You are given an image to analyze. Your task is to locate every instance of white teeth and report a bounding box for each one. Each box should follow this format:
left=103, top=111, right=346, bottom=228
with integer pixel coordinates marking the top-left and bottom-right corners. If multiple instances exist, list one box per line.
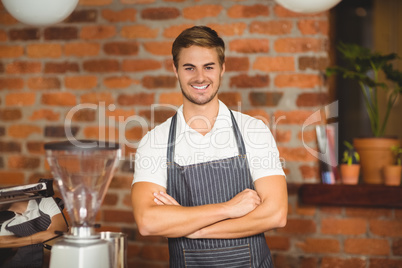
left=192, top=85, right=208, bottom=90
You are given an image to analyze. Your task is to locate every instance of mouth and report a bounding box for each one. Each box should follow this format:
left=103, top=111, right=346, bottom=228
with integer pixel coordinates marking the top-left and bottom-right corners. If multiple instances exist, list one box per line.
left=191, top=84, right=209, bottom=90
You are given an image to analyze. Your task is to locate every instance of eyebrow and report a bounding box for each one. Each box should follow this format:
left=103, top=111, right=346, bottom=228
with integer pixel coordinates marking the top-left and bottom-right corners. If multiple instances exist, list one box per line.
left=182, top=62, right=216, bottom=68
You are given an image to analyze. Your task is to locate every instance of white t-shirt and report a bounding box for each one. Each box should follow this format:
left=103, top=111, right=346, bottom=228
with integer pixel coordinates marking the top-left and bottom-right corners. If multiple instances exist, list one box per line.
left=133, top=101, right=285, bottom=189
left=0, top=197, right=61, bottom=236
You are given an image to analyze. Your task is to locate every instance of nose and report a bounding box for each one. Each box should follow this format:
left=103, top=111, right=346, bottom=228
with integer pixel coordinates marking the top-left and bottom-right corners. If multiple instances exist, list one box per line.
left=194, top=69, right=206, bottom=83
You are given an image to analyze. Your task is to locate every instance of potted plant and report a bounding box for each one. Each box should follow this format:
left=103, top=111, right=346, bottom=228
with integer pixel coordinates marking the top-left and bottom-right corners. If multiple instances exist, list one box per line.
left=340, top=141, right=360, bottom=184
left=383, top=145, right=402, bottom=186
left=326, top=43, right=402, bottom=184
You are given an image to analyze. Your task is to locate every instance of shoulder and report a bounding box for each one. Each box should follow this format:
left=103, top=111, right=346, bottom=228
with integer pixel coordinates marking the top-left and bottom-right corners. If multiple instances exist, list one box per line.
left=231, top=110, right=269, bottom=131
left=137, top=116, right=173, bottom=150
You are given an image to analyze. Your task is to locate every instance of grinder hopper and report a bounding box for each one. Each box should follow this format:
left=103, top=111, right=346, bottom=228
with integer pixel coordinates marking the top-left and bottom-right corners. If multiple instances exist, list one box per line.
left=44, top=140, right=121, bottom=268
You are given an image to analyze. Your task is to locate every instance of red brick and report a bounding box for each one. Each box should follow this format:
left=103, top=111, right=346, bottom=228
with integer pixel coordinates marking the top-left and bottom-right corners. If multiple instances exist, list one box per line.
left=0, top=78, right=24, bottom=90
left=41, top=92, right=77, bottom=106
left=321, top=218, right=367, bottom=235
left=392, top=239, right=402, bottom=256
left=70, top=109, right=96, bottom=122
left=0, top=29, right=8, bottom=41
left=225, top=57, right=249, bottom=72
left=274, top=5, right=326, bottom=18
left=299, top=56, right=329, bottom=71
left=27, top=44, right=62, bottom=58
left=103, top=193, right=118, bottom=206
left=230, top=39, right=269, bottom=53
left=277, top=146, right=316, bottom=162
left=143, top=41, right=172, bottom=55
left=44, top=62, right=79, bottom=73
left=104, top=42, right=139, bottom=55
left=122, top=59, right=162, bottom=72
left=370, top=219, right=402, bottom=237
left=8, top=124, right=42, bottom=138
left=321, top=257, right=366, bottom=268
left=44, top=126, right=78, bottom=138
left=80, top=92, right=114, bottom=105
left=142, top=75, right=177, bottom=89
left=139, top=109, right=176, bottom=124
left=79, top=0, right=113, bottom=5
left=206, top=23, right=247, bottom=36
left=244, top=109, right=270, bottom=125
left=0, top=108, right=22, bottom=121
left=104, top=76, right=134, bottom=89
left=105, top=108, right=136, bottom=122
left=273, top=255, right=317, bottom=268
left=83, top=126, right=119, bottom=141
left=345, top=207, right=393, bottom=218
left=121, top=25, right=159, bottom=39
left=227, top=4, right=269, bottom=18
left=27, top=77, right=61, bottom=90
left=0, top=171, right=25, bottom=185
left=44, top=27, right=78, bottom=40
left=64, top=42, right=100, bottom=56
left=159, top=92, right=182, bottom=106
left=109, top=175, right=133, bottom=190
left=163, top=24, right=194, bottom=38
left=274, top=110, right=317, bottom=125
left=117, top=93, right=155, bottom=106
left=125, top=126, right=146, bottom=141
left=26, top=141, right=45, bottom=155
left=29, top=109, right=60, bottom=121
left=295, top=203, right=316, bottom=216
left=265, top=235, right=290, bottom=250
left=8, top=155, right=40, bottom=169
left=219, top=92, right=242, bottom=107
left=274, top=129, right=292, bottom=143
left=298, top=129, right=317, bottom=143
left=249, top=92, right=283, bottom=107
left=296, top=92, right=329, bottom=106
left=298, top=238, right=340, bottom=253
left=140, top=244, right=169, bottom=261
left=369, top=259, right=402, bottom=268
left=230, top=74, right=269, bottom=88
left=250, top=21, right=293, bottom=35
left=121, top=0, right=155, bottom=3
left=0, top=45, right=24, bottom=58
left=253, top=56, right=295, bottom=72
left=6, top=92, right=36, bottom=106
left=183, top=5, right=223, bottom=20
left=298, top=20, right=329, bottom=35
left=275, top=74, right=321, bottom=88
left=277, top=219, right=316, bottom=234
left=65, top=75, right=97, bottom=90
left=0, top=12, right=18, bottom=25
left=274, top=38, right=323, bottom=53
left=83, top=59, right=119, bottom=72
left=6, top=61, right=41, bottom=74
left=344, top=238, right=390, bottom=255
left=141, top=7, right=180, bottom=20
left=0, top=141, right=21, bottom=152
left=299, top=164, right=319, bottom=180
left=102, top=8, right=136, bottom=22
left=65, top=9, right=97, bottom=23
left=80, top=25, right=116, bottom=39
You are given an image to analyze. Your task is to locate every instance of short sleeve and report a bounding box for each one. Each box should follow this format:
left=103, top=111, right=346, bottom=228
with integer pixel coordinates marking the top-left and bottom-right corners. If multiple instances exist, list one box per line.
left=39, top=197, right=61, bottom=218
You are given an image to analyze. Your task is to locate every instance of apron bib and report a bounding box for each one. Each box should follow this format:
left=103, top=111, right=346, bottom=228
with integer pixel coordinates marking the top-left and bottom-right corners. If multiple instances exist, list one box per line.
left=166, top=111, right=273, bottom=268
left=3, top=198, right=51, bottom=268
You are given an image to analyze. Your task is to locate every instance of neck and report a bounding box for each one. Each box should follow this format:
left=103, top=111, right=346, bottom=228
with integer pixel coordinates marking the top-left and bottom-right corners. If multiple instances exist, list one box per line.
left=183, top=98, right=219, bottom=135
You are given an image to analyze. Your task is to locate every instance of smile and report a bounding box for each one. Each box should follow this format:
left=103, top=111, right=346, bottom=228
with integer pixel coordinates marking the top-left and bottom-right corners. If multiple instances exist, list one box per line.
left=192, top=84, right=209, bottom=90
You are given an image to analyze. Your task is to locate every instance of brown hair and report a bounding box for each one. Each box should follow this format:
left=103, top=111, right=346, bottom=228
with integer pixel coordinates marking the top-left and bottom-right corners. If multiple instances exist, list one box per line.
left=172, top=26, right=225, bottom=69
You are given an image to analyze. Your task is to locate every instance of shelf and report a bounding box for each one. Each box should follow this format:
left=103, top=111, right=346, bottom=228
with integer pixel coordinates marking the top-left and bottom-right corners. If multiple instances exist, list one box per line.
left=298, top=183, right=402, bottom=208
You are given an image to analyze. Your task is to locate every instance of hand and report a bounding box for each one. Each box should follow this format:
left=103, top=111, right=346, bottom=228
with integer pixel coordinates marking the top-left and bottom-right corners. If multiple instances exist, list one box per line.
left=224, top=189, right=261, bottom=218
left=153, top=192, right=180, bottom=206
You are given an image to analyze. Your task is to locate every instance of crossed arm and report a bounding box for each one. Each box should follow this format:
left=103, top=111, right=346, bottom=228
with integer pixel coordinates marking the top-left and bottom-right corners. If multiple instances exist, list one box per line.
left=0, top=214, right=68, bottom=248
left=131, top=175, right=287, bottom=239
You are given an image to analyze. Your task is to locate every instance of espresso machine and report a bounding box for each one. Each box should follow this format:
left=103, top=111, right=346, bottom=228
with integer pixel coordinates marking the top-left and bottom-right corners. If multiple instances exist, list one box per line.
left=44, top=140, right=121, bottom=268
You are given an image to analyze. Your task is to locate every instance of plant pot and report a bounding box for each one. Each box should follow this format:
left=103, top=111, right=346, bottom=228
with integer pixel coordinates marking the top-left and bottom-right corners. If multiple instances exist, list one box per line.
left=383, top=165, right=402, bottom=186
left=340, top=164, right=360, bottom=184
left=353, top=137, right=400, bottom=184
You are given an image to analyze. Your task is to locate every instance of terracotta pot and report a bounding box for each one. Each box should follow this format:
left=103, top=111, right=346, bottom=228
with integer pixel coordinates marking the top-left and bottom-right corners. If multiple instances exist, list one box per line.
left=353, top=137, right=400, bottom=184
left=340, top=164, right=360, bottom=184
left=383, top=165, right=402, bottom=186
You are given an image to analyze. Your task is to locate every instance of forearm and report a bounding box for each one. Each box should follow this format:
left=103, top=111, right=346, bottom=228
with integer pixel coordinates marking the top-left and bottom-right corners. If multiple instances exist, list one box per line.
left=0, top=230, right=57, bottom=248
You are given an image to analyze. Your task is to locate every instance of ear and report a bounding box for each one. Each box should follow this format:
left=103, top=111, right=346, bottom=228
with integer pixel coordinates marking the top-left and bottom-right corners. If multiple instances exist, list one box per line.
left=172, top=63, right=179, bottom=78
left=220, top=62, right=225, bottom=77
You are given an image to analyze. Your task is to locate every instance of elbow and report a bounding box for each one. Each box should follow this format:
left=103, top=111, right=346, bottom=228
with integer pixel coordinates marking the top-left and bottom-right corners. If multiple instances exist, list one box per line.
left=135, top=213, right=161, bottom=237
left=275, top=207, right=287, bottom=228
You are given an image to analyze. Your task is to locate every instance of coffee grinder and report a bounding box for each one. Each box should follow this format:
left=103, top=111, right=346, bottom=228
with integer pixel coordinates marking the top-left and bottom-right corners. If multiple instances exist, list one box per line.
left=44, top=140, right=121, bottom=268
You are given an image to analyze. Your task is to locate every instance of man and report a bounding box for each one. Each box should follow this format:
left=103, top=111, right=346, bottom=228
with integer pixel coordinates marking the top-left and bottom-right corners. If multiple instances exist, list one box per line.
left=131, top=26, right=287, bottom=267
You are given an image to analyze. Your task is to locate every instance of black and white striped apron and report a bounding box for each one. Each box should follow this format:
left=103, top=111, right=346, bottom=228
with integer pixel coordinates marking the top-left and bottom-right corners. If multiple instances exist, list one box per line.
left=167, top=110, right=273, bottom=268
left=2, top=198, right=51, bottom=268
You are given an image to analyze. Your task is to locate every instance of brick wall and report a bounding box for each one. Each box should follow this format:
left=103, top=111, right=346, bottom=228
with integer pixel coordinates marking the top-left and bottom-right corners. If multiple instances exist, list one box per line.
left=1, top=0, right=401, bottom=267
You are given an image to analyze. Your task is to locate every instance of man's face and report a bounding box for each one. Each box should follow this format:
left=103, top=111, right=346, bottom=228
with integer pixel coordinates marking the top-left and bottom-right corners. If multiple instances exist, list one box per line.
left=173, top=45, right=225, bottom=106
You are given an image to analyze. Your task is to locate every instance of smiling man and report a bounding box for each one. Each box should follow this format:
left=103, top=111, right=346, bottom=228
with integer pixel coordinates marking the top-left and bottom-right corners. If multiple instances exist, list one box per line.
left=131, top=26, right=288, bottom=268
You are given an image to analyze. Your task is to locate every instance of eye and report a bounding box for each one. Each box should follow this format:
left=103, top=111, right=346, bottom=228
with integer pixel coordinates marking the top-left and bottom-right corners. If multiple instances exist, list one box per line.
left=205, top=66, right=213, bottom=70
left=185, top=67, right=194, bottom=71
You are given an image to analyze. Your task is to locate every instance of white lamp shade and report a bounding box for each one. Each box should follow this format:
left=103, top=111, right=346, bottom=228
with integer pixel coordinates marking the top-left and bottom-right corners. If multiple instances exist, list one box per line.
left=275, top=0, right=342, bottom=13
left=2, top=0, right=79, bottom=26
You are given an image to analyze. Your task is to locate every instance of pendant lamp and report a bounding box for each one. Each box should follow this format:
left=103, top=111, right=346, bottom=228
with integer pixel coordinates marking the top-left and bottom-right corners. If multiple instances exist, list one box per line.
left=1, top=0, right=79, bottom=26
left=274, top=0, right=342, bottom=13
